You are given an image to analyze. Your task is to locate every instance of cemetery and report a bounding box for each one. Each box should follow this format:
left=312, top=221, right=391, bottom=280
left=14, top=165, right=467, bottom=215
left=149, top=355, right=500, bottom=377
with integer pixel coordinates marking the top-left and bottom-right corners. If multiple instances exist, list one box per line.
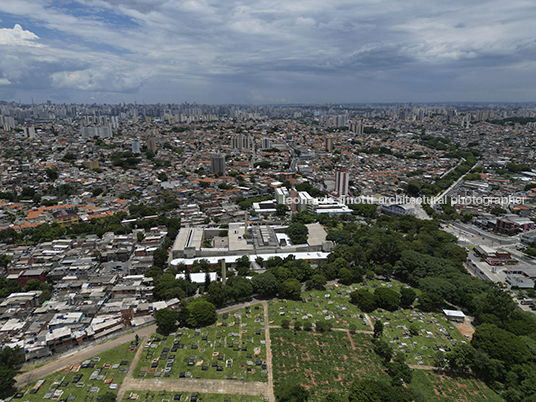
left=135, top=307, right=268, bottom=382
left=16, top=340, right=138, bottom=402
left=267, top=284, right=371, bottom=330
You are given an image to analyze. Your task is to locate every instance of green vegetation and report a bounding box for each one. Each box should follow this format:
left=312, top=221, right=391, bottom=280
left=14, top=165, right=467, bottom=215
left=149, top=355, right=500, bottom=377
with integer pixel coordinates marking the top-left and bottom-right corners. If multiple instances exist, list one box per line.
left=19, top=341, right=139, bottom=402
left=135, top=306, right=267, bottom=382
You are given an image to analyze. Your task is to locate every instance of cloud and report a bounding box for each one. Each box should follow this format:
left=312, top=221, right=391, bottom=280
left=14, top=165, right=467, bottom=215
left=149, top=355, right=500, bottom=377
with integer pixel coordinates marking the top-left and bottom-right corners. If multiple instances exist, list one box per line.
left=0, top=24, right=42, bottom=46
left=0, top=78, right=10, bottom=85
left=0, top=0, right=534, bottom=102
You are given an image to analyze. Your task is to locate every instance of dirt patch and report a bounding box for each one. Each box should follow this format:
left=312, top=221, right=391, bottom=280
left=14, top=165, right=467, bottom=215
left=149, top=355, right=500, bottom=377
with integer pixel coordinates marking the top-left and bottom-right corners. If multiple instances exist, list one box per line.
left=454, top=320, right=475, bottom=339
left=347, top=331, right=356, bottom=350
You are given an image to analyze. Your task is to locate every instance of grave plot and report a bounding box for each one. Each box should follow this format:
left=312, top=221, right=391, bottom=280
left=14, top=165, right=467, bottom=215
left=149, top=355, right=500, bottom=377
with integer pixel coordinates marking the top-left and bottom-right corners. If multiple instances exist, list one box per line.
left=372, top=308, right=467, bottom=367
left=408, top=370, right=503, bottom=401
left=271, top=328, right=386, bottom=401
left=268, top=285, right=370, bottom=330
left=135, top=306, right=268, bottom=382
left=19, top=340, right=139, bottom=402
left=121, top=391, right=266, bottom=402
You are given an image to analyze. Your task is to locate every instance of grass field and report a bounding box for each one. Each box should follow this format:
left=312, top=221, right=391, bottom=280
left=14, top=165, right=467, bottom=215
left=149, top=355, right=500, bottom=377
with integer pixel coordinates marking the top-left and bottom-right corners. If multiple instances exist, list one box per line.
left=409, top=370, right=503, bottom=401
left=371, top=307, right=467, bottom=367
left=134, top=306, right=268, bottom=382
left=267, top=284, right=371, bottom=330
left=121, top=391, right=266, bottom=402
left=271, top=328, right=387, bottom=401
left=17, top=340, right=139, bottom=402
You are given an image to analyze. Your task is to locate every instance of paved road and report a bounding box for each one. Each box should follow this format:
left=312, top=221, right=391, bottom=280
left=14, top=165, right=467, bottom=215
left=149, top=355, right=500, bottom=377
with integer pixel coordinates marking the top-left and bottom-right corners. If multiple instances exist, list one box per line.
left=15, top=324, right=157, bottom=388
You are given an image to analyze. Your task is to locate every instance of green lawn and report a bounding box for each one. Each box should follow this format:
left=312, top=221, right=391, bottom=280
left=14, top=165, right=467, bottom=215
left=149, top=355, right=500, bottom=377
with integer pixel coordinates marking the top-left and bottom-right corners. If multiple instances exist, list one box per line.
left=121, top=391, right=266, bottom=402
left=409, top=370, right=503, bottom=401
left=134, top=305, right=268, bottom=382
left=18, top=340, right=140, bottom=402
left=271, top=328, right=387, bottom=401
left=372, top=307, right=467, bottom=367
left=268, top=285, right=371, bottom=330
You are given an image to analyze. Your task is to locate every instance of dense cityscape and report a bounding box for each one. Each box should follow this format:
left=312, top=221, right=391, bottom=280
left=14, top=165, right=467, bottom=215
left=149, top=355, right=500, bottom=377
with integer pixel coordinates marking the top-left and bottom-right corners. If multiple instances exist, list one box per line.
left=0, top=101, right=535, bottom=401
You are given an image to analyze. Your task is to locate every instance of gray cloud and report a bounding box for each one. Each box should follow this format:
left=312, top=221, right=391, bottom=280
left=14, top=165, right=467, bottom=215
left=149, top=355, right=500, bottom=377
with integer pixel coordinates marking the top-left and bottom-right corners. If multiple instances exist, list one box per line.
left=0, top=0, right=534, bottom=103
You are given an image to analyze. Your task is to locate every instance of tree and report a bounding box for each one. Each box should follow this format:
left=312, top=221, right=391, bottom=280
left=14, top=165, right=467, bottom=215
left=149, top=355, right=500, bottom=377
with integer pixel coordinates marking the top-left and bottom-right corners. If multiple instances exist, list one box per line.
left=294, top=320, right=302, bottom=331
left=226, top=276, right=253, bottom=302
left=157, top=172, right=168, bottom=181
left=185, top=300, right=217, bottom=328
left=471, top=323, right=529, bottom=368
left=251, top=272, right=281, bottom=297
left=399, top=287, right=416, bottom=308
left=338, top=268, right=354, bottom=285
left=155, top=308, right=179, bottom=335
left=282, top=278, right=302, bottom=299
left=373, top=320, right=384, bottom=339
left=0, top=346, right=21, bottom=394
left=445, top=343, right=476, bottom=373
left=285, top=223, right=309, bottom=245
left=386, top=353, right=413, bottom=386
left=373, top=288, right=400, bottom=311
left=303, top=321, right=313, bottom=331
left=275, top=384, right=309, bottom=402
left=204, top=272, right=212, bottom=288
left=45, top=167, right=59, bottom=182
left=418, top=291, right=442, bottom=312
left=235, top=255, right=251, bottom=276
left=350, top=289, right=376, bottom=313
left=373, top=339, right=393, bottom=363
left=100, top=392, right=117, bottom=402
left=275, top=204, right=289, bottom=217
left=348, top=379, right=413, bottom=402
left=152, top=248, right=168, bottom=268
left=326, top=230, right=355, bottom=246
left=206, top=282, right=226, bottom=307
left=309, top=274, right=327, bottom=290
left=281, top=319, right=290, bottom=329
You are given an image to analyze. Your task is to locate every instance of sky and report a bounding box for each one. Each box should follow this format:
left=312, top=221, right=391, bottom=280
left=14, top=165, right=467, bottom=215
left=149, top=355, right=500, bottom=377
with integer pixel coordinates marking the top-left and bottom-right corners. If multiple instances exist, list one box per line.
left=0, top=0, right=534, bottom=105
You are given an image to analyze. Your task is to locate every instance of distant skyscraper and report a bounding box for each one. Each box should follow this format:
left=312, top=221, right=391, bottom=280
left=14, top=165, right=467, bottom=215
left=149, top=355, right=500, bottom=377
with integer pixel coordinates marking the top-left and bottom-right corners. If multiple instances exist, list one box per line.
left=261, top=137, right=271, bottom=149
left=132, top=139, right=140, bottom=154
left=24, top=126, right=35, bottom=139
left=210, top=154, right=226, bottom=175
left=231, top=134, right=253, bottom=151
left=349, top=121, right=363, bottom=135
left=81, top=125, right=112, bottom=139
left=147, top=137, right=157, bottom=152
left=325, top=137, right=334, bottom=152
left=335, top=169, right=349, bottom=197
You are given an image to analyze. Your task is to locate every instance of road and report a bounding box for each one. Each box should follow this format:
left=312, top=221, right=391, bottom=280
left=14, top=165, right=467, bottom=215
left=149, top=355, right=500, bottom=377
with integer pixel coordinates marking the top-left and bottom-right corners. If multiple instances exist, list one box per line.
left=15, top=324, right=157, bottom=388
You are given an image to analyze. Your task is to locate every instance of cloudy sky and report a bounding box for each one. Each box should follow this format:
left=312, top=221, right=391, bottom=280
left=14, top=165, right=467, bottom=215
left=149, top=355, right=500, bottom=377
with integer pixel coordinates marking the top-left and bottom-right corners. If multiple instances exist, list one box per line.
left=0, top=0, right=534, bottom=104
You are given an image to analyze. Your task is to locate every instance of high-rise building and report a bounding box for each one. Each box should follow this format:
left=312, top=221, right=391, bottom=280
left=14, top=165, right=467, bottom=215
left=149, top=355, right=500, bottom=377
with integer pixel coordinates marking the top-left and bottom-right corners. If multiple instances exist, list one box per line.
left=147, top=137, right=157, bottom=152
left=325, top=137, right=334, bottom=152
left=24, top=126, right=35, bottom=139
left=335, top=169, right=349, bottom=197
left=81, top=125, right=112, bottom=139
left=132, top=139, right=140, bottom=154
left=261, top=137, right=271, bottom=149
left=210, top=154, right=226, bottom=175
left=349, top=121, right=363, bottom=135
left=231, top=134, right=253, bottom=151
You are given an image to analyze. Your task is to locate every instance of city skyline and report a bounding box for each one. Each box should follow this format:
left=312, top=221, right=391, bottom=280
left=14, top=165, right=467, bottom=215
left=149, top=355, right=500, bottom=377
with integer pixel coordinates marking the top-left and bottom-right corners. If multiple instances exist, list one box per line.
left=0, top=0, right=534, bottom=105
